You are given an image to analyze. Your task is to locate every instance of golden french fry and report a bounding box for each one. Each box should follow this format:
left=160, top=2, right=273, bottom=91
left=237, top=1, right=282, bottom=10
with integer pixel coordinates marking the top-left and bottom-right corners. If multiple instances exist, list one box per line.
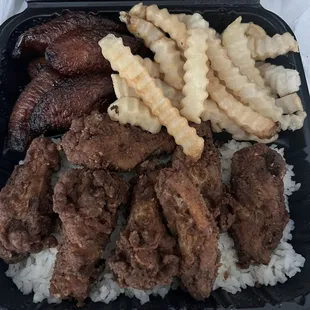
left=151, top=37, right=185, bottom=90
left=206, top=27, right=282, bottom=121
left=222, top=17, right=267, bottom=90
left=129, top=2, right=146, bottom=18
left=135, top=55, right=161, bottom=78
left=201, top=99, right=278, bottom=142
left=256, top=62, right=301, bottom=97
left=145, top=4, right=188, bottom=49
left=112, top=74, right=138, bottom=99
left=113, top=73, right=180, bottom=108
left=180, top=28, right=209, bottom=123
left=120, top=13, right=185, bottom=90
left=108, top=97, right=162, bottom=134
left=248, top=33, right=299, bottom=61
left=155, top=79, right=183, bottom=105
left=275, top=93, right=303, bottom=114
left=99, top=34, right=204, bottom=160
left=281, top=111, right=307, bottom=131
left=206, top=69, right=278, bottom=139
left=244, top=22, right=267, bottom=38
left=181, top=12, right=209, bottom=30
left=120, top=12, right=165, bottom=48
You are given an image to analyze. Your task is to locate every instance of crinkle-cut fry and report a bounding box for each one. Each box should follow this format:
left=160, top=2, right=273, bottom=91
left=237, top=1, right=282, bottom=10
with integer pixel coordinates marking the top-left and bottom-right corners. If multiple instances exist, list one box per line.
left=248, top=32, right=299, bottom=61
left=201, top=99, right=278, bottom=143
left=99, top=34, right=204, bottom=160
left=155, top=79, right=183, bottom=104
left=180, top=28, right=209, bottom=124
left=182, top=13, right=209, bottom=30
left=151, top=37, right=185, bottom=90
left=119, top=12, right=165, bottom=48
left=112, top=74, right=180, bottom=107
left=256, top=62, right=301, bottom=97
left=222, top=16, right=267, bottom=91
left=206, top=69, right=278, bottom=139
left=145, top=4, right=188, bottom=50
left=244, top=22, right=267, bottom=38
left=129, top=2, right=146, bottom=19
left=135, top=55, right=161, bottom=78
left=111, top=74, right=138, bottom=99
left=276, top=93, right=303, bottom=115
left=108, top=97, right=162, bottom=134
left=206, top=27, right=282, bottom=121
left=281, top=111, right=307, bottom=131
left=120, top=13, right=185, bottom=90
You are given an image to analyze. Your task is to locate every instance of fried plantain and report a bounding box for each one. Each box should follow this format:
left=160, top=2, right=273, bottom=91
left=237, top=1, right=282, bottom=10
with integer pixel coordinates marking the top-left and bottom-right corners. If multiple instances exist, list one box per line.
left=30, top=74, right=114, bottom=135
left=13, top=12, right=127, bottom=58
left=46, top=29, right=142, bottom=76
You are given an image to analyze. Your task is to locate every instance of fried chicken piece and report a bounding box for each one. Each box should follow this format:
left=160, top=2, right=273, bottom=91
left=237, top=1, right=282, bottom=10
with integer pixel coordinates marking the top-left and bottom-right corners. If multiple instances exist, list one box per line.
left=51, top=168, right=128, bottom=302
left=155, top=169, right=219, bottom=300
left=46, top=29, right=142, bottom=76
left=173, top=122, right=237, bottom=232
left=0, top=137, right=60, bottom=263
left=13, top=12, right=127, bottom=57
left=109, top=174, right=179, bottom=289
left=230, top=143, right=289, bottom=267
left=8, top=68, right=62, bottom=152
left=61, top=112, right=175, bottom=171
left=28, top=57, right=47, bottom=79
left=30, top=74, right=114, bottom=135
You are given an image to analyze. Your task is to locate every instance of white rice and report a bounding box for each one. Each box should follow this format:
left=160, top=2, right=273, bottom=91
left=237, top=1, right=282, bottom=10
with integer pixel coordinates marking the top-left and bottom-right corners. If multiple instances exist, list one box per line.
left=6, top=140, right=305, bottom=304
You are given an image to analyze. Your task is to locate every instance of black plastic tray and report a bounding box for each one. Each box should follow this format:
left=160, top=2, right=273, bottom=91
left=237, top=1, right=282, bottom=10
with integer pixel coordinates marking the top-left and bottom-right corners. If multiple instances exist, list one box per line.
left=0, top=1, right=310, bottom=309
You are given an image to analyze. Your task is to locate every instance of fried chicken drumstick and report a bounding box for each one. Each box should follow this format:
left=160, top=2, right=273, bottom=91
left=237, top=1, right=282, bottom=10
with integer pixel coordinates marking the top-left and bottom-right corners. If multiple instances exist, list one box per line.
left=230, top=143, right=289, bottom=267
left=51, top=168, right=128, bottom=303
left=0, top=138, right=60, bottom=263
left=109, top=173, right=179, bottom=289
left=155, top=169, right=220, bottom=300
left=61, top=112, right=175, bottom=171
left=173, top=122, right=237, bottom=232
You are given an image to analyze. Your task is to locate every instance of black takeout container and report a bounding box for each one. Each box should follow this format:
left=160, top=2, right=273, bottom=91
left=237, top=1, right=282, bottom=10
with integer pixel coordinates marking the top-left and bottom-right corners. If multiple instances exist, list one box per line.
left=0, top=0, right=310, bottom=309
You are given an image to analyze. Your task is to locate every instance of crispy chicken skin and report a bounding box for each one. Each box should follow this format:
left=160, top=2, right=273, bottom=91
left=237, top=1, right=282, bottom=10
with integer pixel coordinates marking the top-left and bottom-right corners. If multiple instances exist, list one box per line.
left=230, top=143, right=289, bottom=267
left=51, top=168, right=128, bottom=302
left=155, top=169, right=220, bottom=300
left=46, top=29, right=142, bottom=76
left=173, top=122, right=237, bottom=232
left=13, top=12, right=127, bottom=57
left=0, top=138, right=60, bottom=263
left=28, top=57, right=47, bottom=79
left=8, top=68, right=62, bottom=152
left=61, top=112, right=175, bottom=171
left=30, top=74, right=114, bottom=135
left=109, top=173, right=179, bottom=289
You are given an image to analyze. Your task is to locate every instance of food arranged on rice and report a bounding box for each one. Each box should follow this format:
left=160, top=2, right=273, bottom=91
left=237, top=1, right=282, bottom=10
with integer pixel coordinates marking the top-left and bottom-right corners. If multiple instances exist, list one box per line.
left=1, top=2, right=307, bottom=306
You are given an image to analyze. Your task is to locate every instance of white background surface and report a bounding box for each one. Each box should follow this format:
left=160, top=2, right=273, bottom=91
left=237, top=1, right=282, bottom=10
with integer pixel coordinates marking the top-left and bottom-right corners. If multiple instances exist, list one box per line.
left=0, top=0, right=310, bottom=88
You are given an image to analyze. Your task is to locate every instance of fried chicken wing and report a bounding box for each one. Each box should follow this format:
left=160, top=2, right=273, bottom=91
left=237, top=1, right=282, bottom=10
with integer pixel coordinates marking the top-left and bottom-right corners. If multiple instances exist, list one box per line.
left=172, top=122, right=237, bottom=232
left=28, top=57, right=47, bottom=79
left=230, top=143, right=289, bottom=267
left=13, top=12, right=127, bottom=57
left=30, top=74, right=114, bottom=136
left=51, top=168, right=128, bottom=302
left=61, top=112, right=175, bottom=171
left=46, top=29, right=142, bottom=76
left=8, top=68, right=62, bottom=152
left=109, top=173, right=179, bottom=289
left=155, top=169, right=220, bottom=300
left=0, top=138, right=60, bottom=263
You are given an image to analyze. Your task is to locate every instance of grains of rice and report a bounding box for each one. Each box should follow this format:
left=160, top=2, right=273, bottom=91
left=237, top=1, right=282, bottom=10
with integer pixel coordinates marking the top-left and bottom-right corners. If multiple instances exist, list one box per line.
left=6, top=140, right=305, bottom=305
